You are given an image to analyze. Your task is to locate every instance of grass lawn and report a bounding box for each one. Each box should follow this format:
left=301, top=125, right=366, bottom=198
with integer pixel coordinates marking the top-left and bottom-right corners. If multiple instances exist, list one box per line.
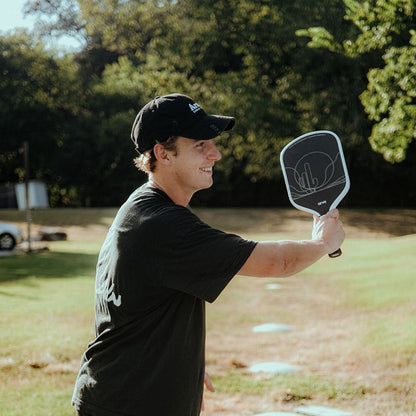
left=0, top=250, right=96, bottom=416
left=0, top=208, right=415, bottom=415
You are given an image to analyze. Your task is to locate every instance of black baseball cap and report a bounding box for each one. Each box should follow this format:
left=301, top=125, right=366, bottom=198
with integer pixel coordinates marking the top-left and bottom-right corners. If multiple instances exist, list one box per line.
left=131, top=93, right=235, bottom=154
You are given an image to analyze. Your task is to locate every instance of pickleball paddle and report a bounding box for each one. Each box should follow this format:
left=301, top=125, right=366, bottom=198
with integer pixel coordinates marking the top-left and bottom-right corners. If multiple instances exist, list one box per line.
left=280, top=130, right=350, bottom=257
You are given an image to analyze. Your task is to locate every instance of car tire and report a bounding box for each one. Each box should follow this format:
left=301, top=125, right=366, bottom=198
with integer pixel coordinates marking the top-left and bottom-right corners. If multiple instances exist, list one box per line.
left=0, top=233, right=16, bottom=250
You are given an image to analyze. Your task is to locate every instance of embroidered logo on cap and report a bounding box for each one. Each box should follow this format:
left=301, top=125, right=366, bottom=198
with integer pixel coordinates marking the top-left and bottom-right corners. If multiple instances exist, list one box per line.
left=189, top=103, right=202, bottom=113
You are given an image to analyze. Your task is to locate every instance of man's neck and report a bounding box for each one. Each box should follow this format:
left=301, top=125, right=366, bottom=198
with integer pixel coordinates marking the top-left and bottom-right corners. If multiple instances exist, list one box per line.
left=148, top=175, right=192, bottom=207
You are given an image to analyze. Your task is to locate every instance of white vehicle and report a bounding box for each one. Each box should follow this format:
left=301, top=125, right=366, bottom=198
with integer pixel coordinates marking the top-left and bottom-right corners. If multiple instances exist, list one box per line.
left=0, top=222, right=23, bottom=250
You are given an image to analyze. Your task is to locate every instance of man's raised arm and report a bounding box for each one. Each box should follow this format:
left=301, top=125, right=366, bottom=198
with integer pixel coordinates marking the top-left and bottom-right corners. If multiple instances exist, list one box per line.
left=238, top=209, right=345, bottom=278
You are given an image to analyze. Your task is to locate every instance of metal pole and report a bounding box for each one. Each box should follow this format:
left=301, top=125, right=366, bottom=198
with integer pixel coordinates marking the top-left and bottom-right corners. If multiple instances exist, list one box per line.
left=24, top=141, right=32, bottom=252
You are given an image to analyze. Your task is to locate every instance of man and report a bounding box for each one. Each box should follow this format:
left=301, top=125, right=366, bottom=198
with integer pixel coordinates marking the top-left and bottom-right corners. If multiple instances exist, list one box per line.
left=72, top=93, right=345, bottom=416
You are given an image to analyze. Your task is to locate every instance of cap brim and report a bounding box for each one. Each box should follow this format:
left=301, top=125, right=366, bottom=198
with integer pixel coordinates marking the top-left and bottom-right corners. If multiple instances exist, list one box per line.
left=182, top=114, right=235, bottom=141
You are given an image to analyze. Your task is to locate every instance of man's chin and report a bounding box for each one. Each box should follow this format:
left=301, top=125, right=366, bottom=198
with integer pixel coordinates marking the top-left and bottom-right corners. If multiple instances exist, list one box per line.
left=198, top=180, right=214, bottom=191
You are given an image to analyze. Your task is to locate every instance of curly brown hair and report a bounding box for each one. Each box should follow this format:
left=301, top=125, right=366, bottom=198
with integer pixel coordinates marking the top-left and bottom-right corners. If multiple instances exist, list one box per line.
left=133, top=136, right=179, bottom=174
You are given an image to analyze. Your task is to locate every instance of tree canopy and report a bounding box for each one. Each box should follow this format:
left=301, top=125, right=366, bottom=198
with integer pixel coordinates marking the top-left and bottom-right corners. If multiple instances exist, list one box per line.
left=0, top=0, right=414, bottom=207
left=297, top=0, right=416, bottom=162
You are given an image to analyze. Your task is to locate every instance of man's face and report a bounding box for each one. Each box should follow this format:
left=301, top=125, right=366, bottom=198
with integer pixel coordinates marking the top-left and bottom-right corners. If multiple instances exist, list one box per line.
left=168, top=136, right=222, bottom=194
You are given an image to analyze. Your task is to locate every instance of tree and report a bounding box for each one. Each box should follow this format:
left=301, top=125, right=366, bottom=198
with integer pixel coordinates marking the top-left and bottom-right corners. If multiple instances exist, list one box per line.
left=0, top=32, right=82, bottom=206
left=297, top=0, right=416, bottom=162
left=23, top=0, right=86, bottom=46
left=360, top=30, right=416, bottom=162
left=12, top=0, right=415, bottom=206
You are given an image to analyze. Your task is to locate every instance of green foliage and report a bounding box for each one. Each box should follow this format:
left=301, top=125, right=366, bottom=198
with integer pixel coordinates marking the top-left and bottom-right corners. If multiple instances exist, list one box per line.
left=296, top=27, right=343, bottom=53
left=80, top=0, right=167, bottom=58
left=343, top=0, right=415, bottom=54
left=0, top=32, right=82, bottom=202
left=361, top=30, right=416, bottom=162
left=298, top=0, right=416, bottom=163
left=1, top=0, right=415, bottom=206
left=23, top=0, right=86, bottom=42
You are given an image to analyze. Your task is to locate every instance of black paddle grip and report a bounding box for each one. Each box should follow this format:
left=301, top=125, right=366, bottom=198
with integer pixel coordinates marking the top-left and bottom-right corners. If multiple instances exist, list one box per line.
left=329, top=248, right=342, bottom=258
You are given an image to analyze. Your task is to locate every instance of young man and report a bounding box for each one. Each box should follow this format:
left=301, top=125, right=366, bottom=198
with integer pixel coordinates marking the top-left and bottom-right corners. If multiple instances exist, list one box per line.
left=72, top=93, right=345, bottom=416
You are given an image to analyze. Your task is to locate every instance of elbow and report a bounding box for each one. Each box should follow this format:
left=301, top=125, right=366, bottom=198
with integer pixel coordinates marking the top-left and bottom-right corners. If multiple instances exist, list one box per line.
left=266, top=257, right=297, bottom=278
left=243, top=242, right=302, bottom=278
left=277, top=257, right=297, bottom=278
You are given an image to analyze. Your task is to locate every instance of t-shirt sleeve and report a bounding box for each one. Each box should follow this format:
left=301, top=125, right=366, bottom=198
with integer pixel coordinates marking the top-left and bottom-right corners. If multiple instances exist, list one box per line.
left=147, top=207, right=257, bottom=303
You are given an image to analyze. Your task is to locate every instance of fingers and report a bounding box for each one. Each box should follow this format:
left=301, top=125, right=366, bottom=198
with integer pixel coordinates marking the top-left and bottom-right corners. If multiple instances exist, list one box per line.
left=326, top=208, right=339, bottom=219
left=311, top=208, right=345, bottom=254
left=326, top=209, right=343, bottom=231
left=204, top=372, right=215, bottom=392
left=201, top=373, right=215, bottom=414
left=313, top=209, right=339, bottom=223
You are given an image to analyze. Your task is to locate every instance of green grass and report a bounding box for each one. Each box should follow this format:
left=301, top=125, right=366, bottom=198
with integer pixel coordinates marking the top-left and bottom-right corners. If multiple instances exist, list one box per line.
left=0, top=383, right=76, bottom=416
left=0, top=208, right=415, bottom=415
left=0, top=275, right=94, bottom=356
left=213, top=371, right=369, bottom=400
left=0, top=236, right=97, bottom=416
left=301, top=236, right=416, bottom=311
left=296, top=236, right=416, bottom=374
left=0, top=277, right=94, bottom=415
left=0, top=251, right=97, bottom=282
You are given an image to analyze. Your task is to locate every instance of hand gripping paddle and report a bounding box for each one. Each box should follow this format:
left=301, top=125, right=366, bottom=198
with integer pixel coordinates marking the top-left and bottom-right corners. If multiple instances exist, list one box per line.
left=280, top=131, right=350, bottom=257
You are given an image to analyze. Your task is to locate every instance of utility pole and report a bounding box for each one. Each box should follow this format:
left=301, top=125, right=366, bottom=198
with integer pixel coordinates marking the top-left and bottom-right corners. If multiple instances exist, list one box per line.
left=23, top=141, right=32, bottom=252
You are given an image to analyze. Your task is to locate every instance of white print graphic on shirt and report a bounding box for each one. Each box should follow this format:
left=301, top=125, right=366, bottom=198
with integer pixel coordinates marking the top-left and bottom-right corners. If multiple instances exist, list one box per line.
left=107, top=282, right=122, bottom=307
left=97, top=278, right=122, bottom=307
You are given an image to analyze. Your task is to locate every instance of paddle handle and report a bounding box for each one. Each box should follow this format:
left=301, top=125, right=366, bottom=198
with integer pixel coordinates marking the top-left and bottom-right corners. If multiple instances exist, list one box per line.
left=329, top=248, right=342, bottom=258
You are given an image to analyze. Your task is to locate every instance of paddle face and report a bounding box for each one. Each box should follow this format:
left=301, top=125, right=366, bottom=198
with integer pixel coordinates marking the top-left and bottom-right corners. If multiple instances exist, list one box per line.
left=280, top=131, right=350, bottom=258
left=280, top=131, right=350, bottom=217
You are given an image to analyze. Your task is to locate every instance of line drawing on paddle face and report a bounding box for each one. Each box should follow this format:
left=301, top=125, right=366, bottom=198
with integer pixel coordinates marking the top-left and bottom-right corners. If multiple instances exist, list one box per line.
left=287, top=150, right=347, bottom=200
left=280, top=130, right=350, bottom=217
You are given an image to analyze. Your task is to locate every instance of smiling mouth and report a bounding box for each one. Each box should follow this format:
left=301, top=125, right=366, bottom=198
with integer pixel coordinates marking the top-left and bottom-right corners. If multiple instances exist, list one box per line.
left=200, top=167, right=213, bottom=173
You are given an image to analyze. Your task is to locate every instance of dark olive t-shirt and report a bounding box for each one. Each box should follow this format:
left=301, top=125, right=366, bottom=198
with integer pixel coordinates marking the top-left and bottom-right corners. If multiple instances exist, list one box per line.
left=72, top=184, right=256, bottom=416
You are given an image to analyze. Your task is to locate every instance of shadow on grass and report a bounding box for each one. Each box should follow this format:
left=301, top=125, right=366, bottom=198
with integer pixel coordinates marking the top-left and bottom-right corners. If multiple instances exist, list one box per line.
left=0, top=251, right=97, bottom=283
left=0, top=208, right=118, bottom=228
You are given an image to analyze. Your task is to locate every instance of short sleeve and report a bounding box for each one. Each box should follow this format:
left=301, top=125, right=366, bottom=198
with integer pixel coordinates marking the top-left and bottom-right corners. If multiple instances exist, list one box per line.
left=147, top=207, right=256, bottom=302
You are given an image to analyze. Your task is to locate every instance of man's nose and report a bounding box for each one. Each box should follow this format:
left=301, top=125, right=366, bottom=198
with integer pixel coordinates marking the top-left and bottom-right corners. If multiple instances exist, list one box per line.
left=207, top=141, right=222, bottom=161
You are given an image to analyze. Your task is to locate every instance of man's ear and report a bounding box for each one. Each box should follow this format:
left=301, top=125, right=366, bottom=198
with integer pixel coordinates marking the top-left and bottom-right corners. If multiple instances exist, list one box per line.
left=153, top=144, right=171, bottom=165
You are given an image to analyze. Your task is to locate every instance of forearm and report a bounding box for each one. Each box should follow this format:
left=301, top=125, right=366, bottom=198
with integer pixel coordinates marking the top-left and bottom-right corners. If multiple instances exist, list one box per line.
left=238, top=239, right=328, bottom=278
left=238, top=209, right=344, bottom=278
